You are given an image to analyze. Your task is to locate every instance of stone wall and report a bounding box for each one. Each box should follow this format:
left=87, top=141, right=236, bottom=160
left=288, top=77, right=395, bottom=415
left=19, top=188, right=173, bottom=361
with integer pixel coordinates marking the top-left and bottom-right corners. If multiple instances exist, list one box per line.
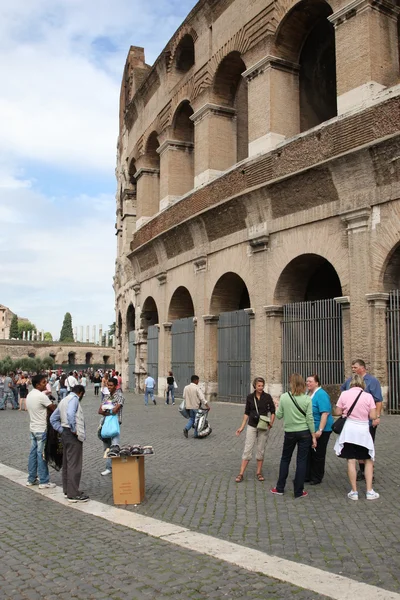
left=0, top=341, right=115, bottom=367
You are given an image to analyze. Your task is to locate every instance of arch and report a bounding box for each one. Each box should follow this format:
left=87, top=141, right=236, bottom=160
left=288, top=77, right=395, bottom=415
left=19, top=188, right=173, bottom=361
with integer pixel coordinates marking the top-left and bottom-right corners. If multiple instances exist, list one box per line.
left=141, top=296, right=159, bottom=329
left=275, top=0, right=337, bottom=132
left=145, top=131, right=160, bottom=169
left=168, top=286, right=195, bottom=321
left=103, top=355, right=110, bottom=365
left=137, top=131, right=160, bottom=221
left=128, top=158, right=137, bottom=190
left=383, top=242, right=400, bottom=291
left=68, top=351, right=76, bottom=366
left=175, top=34, right=195, bottom=72
left=49, top=353, right=56, bottom=360
left=213, top=52, right=248, bottom=164
left=210, top=272, right=251, bottom=315
left=274, top=254, right=342, bottom=305
left=171, top=100, right=195, bottom=195
left=85, top=352, right=93, bottom=365
left=172, top=100, right=194, bottom=143
left=28, top=352, right=36, bottom=359
left=126, top=304, right=135, bottom=332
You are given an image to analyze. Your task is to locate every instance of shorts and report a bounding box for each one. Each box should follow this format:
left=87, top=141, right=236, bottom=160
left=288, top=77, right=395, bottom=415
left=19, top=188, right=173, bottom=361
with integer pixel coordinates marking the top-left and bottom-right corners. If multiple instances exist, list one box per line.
left=242, top=425, right=269, bottom=461
left=339, top=443, right=371, bottom=460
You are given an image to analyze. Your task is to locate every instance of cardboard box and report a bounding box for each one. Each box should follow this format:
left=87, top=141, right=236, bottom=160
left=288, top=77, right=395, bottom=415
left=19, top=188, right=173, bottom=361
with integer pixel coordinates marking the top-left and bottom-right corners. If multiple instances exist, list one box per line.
left=111, top=455, right=145, bottom=505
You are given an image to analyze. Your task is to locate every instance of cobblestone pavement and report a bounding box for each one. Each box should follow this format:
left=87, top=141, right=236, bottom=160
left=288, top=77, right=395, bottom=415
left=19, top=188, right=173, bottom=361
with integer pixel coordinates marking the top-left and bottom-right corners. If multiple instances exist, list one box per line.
left=0, top=478, right=331, bottom=600
left=1, top=387, right=400, bottom=596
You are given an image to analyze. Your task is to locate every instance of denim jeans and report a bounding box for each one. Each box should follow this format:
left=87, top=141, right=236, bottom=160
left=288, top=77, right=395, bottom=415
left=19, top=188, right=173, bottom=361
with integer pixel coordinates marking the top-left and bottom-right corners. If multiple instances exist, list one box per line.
left=144, top=387, right=155, bottom=405
left=185, top=409, right=198, bottom=437
left=166, top=385, right=175, bottom=404
left=59, top=388, right=68, bottom=400
left=276, top=430, right=312, bottom=497
left=103, top=434, right=121, bottom=470
left=28, top=432, right=50, bottom=484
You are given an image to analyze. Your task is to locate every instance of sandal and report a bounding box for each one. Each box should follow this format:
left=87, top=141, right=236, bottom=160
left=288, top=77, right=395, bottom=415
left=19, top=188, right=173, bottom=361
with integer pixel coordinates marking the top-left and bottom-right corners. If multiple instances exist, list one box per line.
left=256, top=474, right=265, bottom=482
left=235, top=474, right=244, bottom=483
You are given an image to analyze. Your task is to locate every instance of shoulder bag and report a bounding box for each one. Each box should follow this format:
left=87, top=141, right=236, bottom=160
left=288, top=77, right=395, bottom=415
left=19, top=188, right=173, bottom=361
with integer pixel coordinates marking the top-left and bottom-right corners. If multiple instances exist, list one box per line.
left=332, top=390, right=363, bottom=435
left=254, top=395, right=271, bottom=430
left=288, top=392, right=307, bottom=417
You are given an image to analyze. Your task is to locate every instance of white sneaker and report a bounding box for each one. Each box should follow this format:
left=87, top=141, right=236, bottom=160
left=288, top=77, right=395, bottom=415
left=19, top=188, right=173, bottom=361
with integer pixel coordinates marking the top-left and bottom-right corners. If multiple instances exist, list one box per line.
left=101, top=469, right=112, bottom=476
left=347, top=491, right=358, bottom=500
left=39, top=482, right=56, bottom=489
left=366, top=490, right=380, bottom=500
left=26, top=479, right=39, bottom=486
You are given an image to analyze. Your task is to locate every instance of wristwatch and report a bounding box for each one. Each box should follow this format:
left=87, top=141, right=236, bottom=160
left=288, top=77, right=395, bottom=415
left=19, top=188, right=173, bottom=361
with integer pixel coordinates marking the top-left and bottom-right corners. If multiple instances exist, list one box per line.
left=318, top=429, right=323, bottom=433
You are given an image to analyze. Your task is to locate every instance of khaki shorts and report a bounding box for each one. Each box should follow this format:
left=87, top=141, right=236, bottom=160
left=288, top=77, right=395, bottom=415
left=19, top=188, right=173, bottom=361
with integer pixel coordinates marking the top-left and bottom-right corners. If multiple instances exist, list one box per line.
left=242, top=425, right=269, bottom=461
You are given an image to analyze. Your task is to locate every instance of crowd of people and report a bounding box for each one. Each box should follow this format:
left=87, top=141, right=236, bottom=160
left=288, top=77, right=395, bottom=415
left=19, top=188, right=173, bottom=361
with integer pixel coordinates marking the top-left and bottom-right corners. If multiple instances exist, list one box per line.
left=5, top=357, right=382, bottom=504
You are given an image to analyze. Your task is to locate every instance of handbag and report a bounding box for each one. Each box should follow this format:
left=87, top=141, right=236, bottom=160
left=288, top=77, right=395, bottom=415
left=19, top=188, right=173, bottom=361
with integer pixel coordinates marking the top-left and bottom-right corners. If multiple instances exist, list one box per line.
left=173, top=381, right=178, bottom=389
left=254, top=395, right=271, bottom=431
left=178, top=399, right=190, bottom=419
left=332, top=390, right=363, bottom=435
left=101, top=414, right=120, bottom=439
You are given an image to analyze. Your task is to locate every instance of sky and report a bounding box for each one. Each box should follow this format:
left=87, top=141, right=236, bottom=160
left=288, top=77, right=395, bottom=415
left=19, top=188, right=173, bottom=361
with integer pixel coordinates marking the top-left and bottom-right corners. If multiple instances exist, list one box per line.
left=0, top=0, right=196, bottom=340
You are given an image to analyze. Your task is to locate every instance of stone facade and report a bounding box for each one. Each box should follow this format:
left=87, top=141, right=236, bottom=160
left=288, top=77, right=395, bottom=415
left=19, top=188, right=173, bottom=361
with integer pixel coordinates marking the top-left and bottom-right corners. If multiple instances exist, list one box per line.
left=0, top=341, right=115, bottom=367
left=115, top=0, right=400, bottom=404
left=0, top=305, right=15, bottom=340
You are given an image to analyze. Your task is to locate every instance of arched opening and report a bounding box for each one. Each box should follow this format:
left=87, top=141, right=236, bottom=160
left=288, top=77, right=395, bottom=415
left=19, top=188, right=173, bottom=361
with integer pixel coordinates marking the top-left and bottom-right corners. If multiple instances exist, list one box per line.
left=126, top=304, right=135, bottom=332
left=103, top=355, right=110, bottom=365
left=383, top=243, right=400, bottom=291
left=275, top=0, right=337, bottom=132
left=175, top=34, right=195, bottom=72
left=275, top=254, right=342, bottom=304
left=384, top=242, right=400, bottom=413
left=210, top=273, right=251, bottom=403
left=137, top=132, right=160, bottom=222
left=85, top=352, right=93, bottom=365
left=276, top=254, right=344, bottom=387
left=28, top=352, right=36, bottom=359
left=210, top=272, right=250, bottom=315
left=168, top=286, right=195, bottom=321
left=68, top=352, right=76, bottom=366
left=141, top=297, right=158, bottom=329
left=141, top=297, right=159, bottom=391
left=213, top=52, right=248, bottom=165
left=49, top=353, right=56, bottom=360
left=171, top=101, right=194, bottom=195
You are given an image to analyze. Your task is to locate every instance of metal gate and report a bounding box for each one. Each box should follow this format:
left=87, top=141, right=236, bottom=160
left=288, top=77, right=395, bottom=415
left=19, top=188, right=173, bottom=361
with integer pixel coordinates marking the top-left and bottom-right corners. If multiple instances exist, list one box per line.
left=171, top=317, right=195, bottom=397
left=128, top=330, right=136, bottom=392
left=387, top=290, right=400, bottom=414
left=282, top=299, right=344, bottom=388
left=147, top=325, right=159, bottom=391
left=217, top=310, right=251, bottom=403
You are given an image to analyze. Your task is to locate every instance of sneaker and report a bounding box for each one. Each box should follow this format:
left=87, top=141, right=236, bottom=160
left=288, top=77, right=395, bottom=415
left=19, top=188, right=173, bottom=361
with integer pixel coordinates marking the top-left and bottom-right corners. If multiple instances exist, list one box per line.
left=153, top=399, right=157, bottom=405
left=101, top=469, right=112, bottom=476
left=63, top=493, right=67, bottom=498
left=183, top=428, right=188, bottom=438
left=165, top=401, right=168, bottom=405
left=26, top=479, right=39, bottom=486
left=296, top=491, right=308, bottom=499
left=356, top=470, right=365, bottom=481
left=68, top=494, right=90, bottom=503
left=38, top=482, right=56, bottom=489
left=347, top=491, right=359, bottom=500
left=366, top=490, right=380, bottom=500
left=172, top=402, right=175, bottom=405
left=270, top=487, right=283, bottom=496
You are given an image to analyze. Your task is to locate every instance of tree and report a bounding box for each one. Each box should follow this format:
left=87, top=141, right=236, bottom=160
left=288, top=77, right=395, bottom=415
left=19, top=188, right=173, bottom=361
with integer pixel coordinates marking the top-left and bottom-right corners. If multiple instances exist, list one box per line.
left=17, top=320, right=36, bottom=339
left=9, top=315, right=19, bottom=339
left=44, top=332, right=53, bottom=341
left=59, top=313, right=74, bottom=342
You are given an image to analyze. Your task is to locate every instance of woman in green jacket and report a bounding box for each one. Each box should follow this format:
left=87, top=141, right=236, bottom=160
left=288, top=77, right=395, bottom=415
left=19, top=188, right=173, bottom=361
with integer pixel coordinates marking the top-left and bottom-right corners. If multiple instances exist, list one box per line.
left=271, top=373, right=316, bottom=499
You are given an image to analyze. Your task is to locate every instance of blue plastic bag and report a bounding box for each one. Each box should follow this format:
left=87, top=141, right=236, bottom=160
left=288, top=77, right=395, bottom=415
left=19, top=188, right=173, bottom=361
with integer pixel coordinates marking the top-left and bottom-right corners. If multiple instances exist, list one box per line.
left=101, top=414, right=120, bottom=439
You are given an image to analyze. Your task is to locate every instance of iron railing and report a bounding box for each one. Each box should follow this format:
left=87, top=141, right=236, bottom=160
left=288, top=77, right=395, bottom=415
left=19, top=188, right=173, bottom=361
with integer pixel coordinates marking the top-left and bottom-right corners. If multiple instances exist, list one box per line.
left=387, top=290, right=400, bottom=414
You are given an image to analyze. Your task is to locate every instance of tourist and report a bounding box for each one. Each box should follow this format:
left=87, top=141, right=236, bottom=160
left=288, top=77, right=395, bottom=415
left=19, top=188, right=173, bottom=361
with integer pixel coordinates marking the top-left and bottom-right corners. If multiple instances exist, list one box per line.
left=305, top=374, right=333, bottom=485
left=182, top=375, right=210, bottom=438
left=340, top=359, right=382, bottom=481
left=66, top=371, right=78, bottom=393
left=59, top=374, right=68, bottom=400
left=26, top=374, right=56, bottom=489
left=115, top=371, right=122, bottom=391
left=235, top=377, right=275, bottom=483
left=144, top=374, right=156, bottom=406
left=93, top=371, right=101, bottom=396
left=334, top=374, right=379, bottom=500
left=17, top=373, right=30, bottom=411
left=80, top=373, right=87, bottom=390
left=101, top=371, right=109, bottom=401
left=271, top=373, right=316, bottom=498
left=165, top=371, right=175, bottom=405
left=0, top=374, right=5, bottom=410
left=98, top=377, right=125, bottom=476
left=3, top=372, right=18, bottom=409
left=50, top=384, right=89, bottom=503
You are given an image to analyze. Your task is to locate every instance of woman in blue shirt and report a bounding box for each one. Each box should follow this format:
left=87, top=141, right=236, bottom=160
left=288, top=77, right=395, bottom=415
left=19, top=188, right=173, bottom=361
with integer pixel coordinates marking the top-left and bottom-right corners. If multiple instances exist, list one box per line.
left=306, top=374, right=334, bottom=485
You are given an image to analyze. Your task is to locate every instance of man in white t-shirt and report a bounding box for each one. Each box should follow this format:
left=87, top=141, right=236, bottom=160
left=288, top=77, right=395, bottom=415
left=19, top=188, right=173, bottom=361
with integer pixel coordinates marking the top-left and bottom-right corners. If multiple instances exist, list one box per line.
left=26, top=374, right=56, bottom=489
left=66, top=371, right=78, bottom=392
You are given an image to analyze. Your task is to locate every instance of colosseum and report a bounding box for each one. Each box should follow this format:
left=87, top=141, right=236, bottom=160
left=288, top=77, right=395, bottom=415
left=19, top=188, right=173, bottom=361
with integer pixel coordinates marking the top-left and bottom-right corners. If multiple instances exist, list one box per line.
left=114, top=0, right=400, bottom=411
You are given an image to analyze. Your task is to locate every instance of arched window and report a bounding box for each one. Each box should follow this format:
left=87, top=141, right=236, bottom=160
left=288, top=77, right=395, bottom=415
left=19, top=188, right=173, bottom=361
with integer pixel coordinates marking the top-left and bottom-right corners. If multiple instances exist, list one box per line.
left=175, top=34, right=195, bottom=72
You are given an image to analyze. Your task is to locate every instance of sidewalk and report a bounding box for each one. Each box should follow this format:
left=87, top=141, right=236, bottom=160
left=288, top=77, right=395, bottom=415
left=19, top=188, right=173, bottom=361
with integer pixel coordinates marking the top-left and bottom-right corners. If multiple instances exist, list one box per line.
left=0, top=387, right=399, bottom=596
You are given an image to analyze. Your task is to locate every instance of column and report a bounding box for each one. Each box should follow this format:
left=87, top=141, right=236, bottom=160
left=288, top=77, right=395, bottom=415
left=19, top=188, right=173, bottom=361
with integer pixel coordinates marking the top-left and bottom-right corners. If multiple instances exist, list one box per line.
left=264, top=305, right=283, bottom=400
left=335, top=296, right=352, bottom=380
left=22, top=331, right=26, bottom=341
left=202, top=315, right=219, bottom=402
left=366, top=292, right=389, bottom=402
left=329, top=0, right=400, bottom=114
left=243, top=56, right=300, bottom=156
left=80, top=326, right=84, bottom=343
left=135, top=167, right=160, bottom=229
left=190, top=103, right=236, bottom=187
left=99, top=325, right=103, bottom=346
left=86, top=326, right=90, bottom=343
left=92, top=325, right=96, bottom=344
left=157, top=140, right=194, bottom=210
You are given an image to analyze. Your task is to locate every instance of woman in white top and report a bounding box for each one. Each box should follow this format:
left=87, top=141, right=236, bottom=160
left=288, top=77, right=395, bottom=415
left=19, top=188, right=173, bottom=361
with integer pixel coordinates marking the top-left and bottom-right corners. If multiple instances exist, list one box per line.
left=334, top=374, right=378, bottom=501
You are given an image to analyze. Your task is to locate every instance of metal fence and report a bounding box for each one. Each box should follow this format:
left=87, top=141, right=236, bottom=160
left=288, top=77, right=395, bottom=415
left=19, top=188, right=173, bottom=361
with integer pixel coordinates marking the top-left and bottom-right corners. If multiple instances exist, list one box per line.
left=217, top=310, right=250, bottom=403
left=171, top=317, right=195, bottom=397
left=387, top=290, right=400, bottom=414
left=147, top=325, right=159, bottom=391
left=128, top=330, right=136, bottom=391
left=282, top=299, right=344, bottom=389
